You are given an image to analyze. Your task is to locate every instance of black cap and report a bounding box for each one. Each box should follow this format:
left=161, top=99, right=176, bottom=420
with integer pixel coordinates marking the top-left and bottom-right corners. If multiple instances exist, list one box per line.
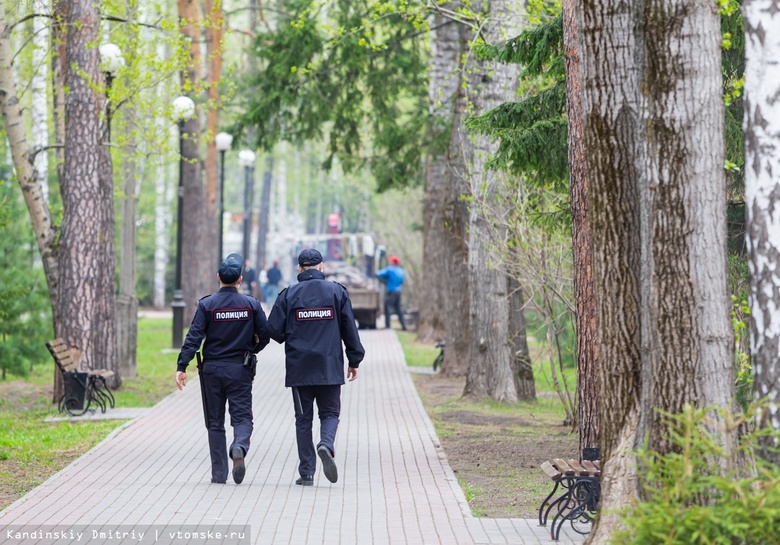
left=218, top=253, right=243, bottom=283
left=298, top=248, right=323, bottom=267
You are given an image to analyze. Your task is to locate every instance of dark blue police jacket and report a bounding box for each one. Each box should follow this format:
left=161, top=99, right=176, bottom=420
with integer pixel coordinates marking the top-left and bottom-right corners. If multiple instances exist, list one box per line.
left=266, top=269, right=365, bottom=387
left=177, top=287, right=270, bottom=372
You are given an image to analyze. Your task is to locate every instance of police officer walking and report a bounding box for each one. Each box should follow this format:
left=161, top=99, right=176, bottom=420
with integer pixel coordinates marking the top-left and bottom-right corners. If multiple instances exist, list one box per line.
left=175, top=253, right=269, bottom=485
left=266, top=248, right=365, bottom=486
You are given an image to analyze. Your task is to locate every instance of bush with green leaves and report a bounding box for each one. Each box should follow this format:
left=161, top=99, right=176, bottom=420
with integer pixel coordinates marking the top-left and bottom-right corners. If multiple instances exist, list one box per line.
left=0, top=177, right=52, bottom=379
left=612, top=404, right=780, bottom=545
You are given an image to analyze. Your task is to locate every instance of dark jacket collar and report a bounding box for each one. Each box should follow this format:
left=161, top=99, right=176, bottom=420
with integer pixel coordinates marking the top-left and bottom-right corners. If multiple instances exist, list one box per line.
left=297, top=269, right=326, bottom=282
left=218, top=286, right=239, bottom=292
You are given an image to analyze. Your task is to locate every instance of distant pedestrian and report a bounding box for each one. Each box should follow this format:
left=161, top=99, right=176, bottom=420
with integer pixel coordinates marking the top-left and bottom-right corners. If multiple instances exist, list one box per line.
left=266, top=248, right=365, bottom=486
left=175, top=253, right=270, bottom=485
left=376, top=255, right=407, bottom=330
left=242, top=259, right=258, bottom=297
left=264, top=259, right=283, bottom=304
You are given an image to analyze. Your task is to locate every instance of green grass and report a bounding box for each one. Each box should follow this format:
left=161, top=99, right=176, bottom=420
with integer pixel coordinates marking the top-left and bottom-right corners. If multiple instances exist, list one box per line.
left=396, top=331, right=440, bottom=368
left=0, top=317, right=180, bottom=509
left=112, top=317, right=180, bottom=407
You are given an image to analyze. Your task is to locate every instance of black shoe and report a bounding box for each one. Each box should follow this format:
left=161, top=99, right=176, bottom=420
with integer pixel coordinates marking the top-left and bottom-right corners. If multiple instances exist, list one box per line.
left=295, top=475, right=314, bottom=486
left=211, top=478, right=226, bottom=484
left=231, top=446, right=245, bottom=484
left=317, top=445, right=338, bottom=483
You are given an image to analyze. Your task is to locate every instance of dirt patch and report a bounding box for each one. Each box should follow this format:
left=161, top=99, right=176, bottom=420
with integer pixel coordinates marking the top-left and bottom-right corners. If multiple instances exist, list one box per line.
left=413, top=373, right=578, bottom=519
left=0, top=382, right=52, bottom=411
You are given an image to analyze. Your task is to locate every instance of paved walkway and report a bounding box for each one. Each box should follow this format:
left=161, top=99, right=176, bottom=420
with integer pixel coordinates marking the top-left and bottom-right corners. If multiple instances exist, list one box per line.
left=0, top=331, right=585, bottom=545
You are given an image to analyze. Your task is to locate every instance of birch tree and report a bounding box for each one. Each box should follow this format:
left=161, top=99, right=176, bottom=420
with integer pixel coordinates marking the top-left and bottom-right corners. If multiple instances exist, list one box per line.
left=743, top=0, right=780, bottom=463
left=31, top=0, right=49, bottom=203
left=579, top=0, right=737, bottom=540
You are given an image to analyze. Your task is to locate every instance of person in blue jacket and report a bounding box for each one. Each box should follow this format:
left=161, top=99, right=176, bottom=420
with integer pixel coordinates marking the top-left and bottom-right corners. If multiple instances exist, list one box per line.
left=266, top=248, right=365, bottom=486
left=376, top=255, right=407, bottom=330
left=175, top=253, right=269, bottom=485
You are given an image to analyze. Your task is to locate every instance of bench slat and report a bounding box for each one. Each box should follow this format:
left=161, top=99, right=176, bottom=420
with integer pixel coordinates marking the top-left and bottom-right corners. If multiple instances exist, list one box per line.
left=553, top=458, right=576, bottom=476
left=47, top=338, right=113, bottom=377
left=567, top=459, right=591, bottom=477
left=540, top=461, right=562, bottom=480
left=583, top=460, right=601, bottom=477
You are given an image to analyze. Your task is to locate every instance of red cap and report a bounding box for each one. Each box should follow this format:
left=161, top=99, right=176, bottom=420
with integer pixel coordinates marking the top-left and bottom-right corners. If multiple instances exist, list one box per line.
left=389, top=256, right=400, bottom=265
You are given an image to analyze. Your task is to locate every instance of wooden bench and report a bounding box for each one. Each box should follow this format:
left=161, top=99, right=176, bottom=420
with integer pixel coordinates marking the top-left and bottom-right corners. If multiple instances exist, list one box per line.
left=538, top=457, right=600, bottom=541
left=46, top=338, right=116, bottom=416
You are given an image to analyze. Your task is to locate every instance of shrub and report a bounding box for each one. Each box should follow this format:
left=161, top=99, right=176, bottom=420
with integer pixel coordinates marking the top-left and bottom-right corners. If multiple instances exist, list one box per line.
left=612, top=404, right=780, bottom=545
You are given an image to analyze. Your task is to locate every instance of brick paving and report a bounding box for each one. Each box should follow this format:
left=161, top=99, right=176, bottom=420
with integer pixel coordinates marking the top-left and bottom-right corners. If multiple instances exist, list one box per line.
left=0, top=331, right=585, bottom=545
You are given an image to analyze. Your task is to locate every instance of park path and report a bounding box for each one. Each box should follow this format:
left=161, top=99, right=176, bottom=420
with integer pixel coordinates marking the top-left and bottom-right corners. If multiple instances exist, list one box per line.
left=0, top=330, right=585, bottom=545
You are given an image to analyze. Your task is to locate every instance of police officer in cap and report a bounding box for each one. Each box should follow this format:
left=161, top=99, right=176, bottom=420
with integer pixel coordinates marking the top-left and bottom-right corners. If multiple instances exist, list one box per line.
left=175, top=253, right=270, bottom=484
left=266, top=248, right=365, bottom=486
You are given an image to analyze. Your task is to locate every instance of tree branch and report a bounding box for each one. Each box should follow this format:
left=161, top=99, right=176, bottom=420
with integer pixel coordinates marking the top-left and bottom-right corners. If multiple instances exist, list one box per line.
left=28, top=144, right=64, bottom=164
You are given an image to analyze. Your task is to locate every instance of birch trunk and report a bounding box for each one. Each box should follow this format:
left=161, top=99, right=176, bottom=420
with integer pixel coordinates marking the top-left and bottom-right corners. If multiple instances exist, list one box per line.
left=743, top=0, right=780, bottom=462
left=0, top=2, right=58, bottom=312
left=31, top=0, right=49, bottom=203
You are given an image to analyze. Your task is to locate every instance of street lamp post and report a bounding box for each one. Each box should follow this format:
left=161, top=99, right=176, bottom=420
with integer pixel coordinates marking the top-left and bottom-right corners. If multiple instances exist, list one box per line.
left=238, top=149, right=256, bottom=262
left=171, top=95, right=196, bottom=349
left=215, top=132, right=233, bottom=261
left=99, top=43, right=124, bottom=142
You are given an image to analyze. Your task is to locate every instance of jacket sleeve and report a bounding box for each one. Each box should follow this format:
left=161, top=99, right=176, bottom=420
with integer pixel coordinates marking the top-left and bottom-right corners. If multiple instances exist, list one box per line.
left=265, top=292, right=287, bottom=344
left=176, top=302, right=207, bottom=372
left=253, top=302, right=271, bottom=352
left=339, top=290, right=365, bottom=367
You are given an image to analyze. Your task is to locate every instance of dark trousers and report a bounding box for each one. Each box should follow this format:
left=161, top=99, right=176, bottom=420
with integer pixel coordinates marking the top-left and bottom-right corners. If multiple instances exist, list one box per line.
left=291, top=385, right=341, bottom=477
left=203, top=362, right=253, bottom=482
left=384, top=290, right=406, bottom=330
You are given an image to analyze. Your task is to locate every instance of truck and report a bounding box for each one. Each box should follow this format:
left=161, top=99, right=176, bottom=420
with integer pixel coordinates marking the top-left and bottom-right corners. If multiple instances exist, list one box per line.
left=293, top=225, right=384, bottom=330
left=321, top=259, right=382, bottom=330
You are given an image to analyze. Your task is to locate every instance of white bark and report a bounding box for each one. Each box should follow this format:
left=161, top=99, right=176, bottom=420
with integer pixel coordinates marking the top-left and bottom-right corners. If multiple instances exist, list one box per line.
left=153, top=128, right=174, bottom=309
left=31, top=0, right=49, bottom=203
left=744, top=0, right=780, bottom=453
left=0, top=2, right=58, bottom=308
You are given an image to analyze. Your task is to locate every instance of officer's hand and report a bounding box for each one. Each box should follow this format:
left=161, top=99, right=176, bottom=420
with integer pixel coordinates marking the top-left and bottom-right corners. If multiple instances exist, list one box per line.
left=176, top=371, right=187, bottom=390
left=347, top=367, right=358, bottom=382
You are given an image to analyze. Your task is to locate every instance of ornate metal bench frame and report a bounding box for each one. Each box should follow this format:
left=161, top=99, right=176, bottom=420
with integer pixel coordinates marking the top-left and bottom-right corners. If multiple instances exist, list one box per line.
left=46, top=338, right=116, bottom=416
left=538, top=458, right=601, bottom=541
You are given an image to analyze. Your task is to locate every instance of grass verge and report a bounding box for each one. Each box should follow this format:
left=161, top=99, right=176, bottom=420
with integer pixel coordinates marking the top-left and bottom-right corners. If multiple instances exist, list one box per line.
left=396, top=330, right=578, bottom=519
left=0, top=317, right=179, bottom=510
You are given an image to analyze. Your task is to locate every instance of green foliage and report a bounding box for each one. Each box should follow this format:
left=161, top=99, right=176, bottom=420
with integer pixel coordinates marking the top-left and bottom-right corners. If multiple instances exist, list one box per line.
left=234, top=0, right=431, bottom=191
left=613, top=404, right=780, bottom=545
left=0, top=178, right=52, bottom=380
left=721, top=0, right=746, bottom=199
left=465, top=82, right=568, bottom=188
left=467, top=3, right=746, bottom=219
left=731, top=295, right=752, bottom=411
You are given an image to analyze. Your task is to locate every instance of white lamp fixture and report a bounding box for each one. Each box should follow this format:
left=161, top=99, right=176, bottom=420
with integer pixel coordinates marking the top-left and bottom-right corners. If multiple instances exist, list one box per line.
left=238, top=149, right=256, bottom=167
left=99, top=43, right=125, bottom=76
left=216, top=132, right=233, bottom=151
left=172, top=96, right=196, bottom=123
